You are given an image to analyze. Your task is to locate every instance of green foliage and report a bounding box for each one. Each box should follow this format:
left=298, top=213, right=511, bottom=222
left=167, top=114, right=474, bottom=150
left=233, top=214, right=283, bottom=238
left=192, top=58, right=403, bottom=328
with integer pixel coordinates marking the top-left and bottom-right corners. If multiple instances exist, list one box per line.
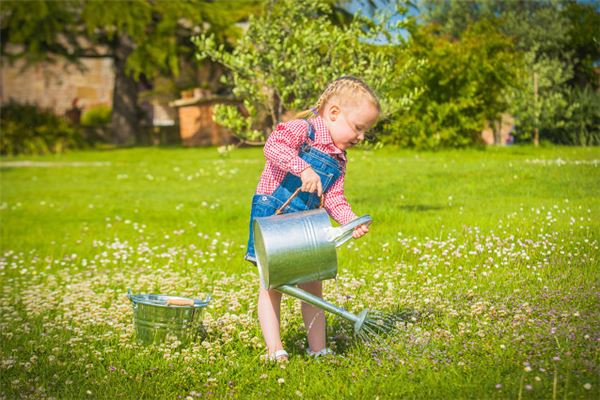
left=508, top=51, right=572, bottom=143
left=80, top=104, right=112, bottom=127
left=562, top=0, right=600, bottom=89
left=1, top=0, right=261, bottom=144
left=0, top=101, right=85, bottom=155
left=493, top=1, right=574, bottom=144
left=0, top=0, right=81, bottom=65
left=383, top=20, right=519, bottom=148
left=80, top=0, right=245, bottom=80
left=1, top=146, right=599, bottom=399
left=1, top=0, right=260, bottom=80
left=419, top=0, right=571, bottom=55
left=193, top=0, right=421, bottom=142
left=418, top=0, right=493, bottom=38
left=417, top=0, right=600, bottom=147
left=383, top=101, right=483, bottom=149
left=543, top=88, right=600, bottom=146
left=212, top=103, right=263, bottom=142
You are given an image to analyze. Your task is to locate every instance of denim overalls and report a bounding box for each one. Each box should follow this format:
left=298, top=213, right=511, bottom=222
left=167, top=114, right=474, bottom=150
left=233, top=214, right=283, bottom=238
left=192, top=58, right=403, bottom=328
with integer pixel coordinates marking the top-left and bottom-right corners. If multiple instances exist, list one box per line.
left=245, top=121, right=343, bottom=264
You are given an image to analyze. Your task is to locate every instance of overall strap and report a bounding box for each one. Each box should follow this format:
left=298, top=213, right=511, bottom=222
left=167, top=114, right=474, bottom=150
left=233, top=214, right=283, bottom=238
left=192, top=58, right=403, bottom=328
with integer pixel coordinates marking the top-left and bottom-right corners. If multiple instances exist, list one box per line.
left=305, top=120, right=316, bottom=142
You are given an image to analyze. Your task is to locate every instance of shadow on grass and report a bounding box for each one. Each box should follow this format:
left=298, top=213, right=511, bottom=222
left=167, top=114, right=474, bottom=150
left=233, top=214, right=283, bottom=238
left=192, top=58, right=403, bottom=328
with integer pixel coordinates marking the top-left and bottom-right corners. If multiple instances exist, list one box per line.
left=398, top=204, right=445, bottom=212
left=282, top=307, right=422, bottom=357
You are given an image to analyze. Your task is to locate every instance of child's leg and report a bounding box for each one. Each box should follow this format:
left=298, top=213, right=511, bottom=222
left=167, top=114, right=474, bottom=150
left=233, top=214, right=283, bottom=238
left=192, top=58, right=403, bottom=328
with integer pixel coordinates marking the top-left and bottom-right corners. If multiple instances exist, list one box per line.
left=297, top=280, right=327, bottom=352
left=258, top=287, right=285, bottom=354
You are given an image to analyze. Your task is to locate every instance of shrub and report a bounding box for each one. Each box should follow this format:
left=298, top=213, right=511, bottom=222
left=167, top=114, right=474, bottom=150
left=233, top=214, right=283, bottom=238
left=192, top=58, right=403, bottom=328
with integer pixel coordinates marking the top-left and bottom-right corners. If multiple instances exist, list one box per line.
left=380, top=20, right=519, bottom=148
left=543, top=88, right=600, bottom=146
left=0, top=101, right=86, bottom=155
left=194, top=0, right=420, bottom=142
left=382, top=98, right=484, bottom=149
left=80, top=104, right=112, bottom=126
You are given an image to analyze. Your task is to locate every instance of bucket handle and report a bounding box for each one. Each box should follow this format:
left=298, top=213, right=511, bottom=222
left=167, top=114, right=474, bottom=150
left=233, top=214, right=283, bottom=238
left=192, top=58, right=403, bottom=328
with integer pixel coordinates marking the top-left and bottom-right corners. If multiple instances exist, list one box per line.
left=166, top=294, right=211, bottom=307
left=127, top=288, right=211, bottom=308
left=326, top=214, right=373, bottom=248
left=196, top=294, right=212, bottom=307
left=167, top=298, right=194, bottom=306
left=275, top=187, right=324, bottom=215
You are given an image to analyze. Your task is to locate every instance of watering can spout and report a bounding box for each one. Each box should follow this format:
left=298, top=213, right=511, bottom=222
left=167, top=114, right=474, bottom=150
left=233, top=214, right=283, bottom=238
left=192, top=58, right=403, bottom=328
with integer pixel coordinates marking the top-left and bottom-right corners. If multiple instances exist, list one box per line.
left=276, top=284, right=369, bottom=334
left=326, top=215, right=372, bottom=248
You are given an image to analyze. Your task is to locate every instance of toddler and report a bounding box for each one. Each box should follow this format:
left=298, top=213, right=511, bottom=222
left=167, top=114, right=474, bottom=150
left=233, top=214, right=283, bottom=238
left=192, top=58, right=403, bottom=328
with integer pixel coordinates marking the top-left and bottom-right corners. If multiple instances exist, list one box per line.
left=245, top=76, right=380, bottom=362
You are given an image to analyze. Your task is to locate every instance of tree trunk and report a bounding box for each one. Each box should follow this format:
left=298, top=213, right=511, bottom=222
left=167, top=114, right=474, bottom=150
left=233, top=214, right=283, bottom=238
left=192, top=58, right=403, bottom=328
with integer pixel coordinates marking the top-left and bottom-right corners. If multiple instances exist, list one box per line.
left=135, top=74, right=154, bottom=146
left=493, top=117, right=503, bottom=145
left=111, top=35, right=139, bottom=145
left=533, top=72, right=539, bottom=147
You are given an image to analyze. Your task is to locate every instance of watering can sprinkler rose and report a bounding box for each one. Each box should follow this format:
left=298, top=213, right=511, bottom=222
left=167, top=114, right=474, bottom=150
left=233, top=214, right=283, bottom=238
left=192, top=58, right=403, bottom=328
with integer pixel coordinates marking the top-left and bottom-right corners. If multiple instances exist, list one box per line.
left=253, top=189, right=396, bottom=336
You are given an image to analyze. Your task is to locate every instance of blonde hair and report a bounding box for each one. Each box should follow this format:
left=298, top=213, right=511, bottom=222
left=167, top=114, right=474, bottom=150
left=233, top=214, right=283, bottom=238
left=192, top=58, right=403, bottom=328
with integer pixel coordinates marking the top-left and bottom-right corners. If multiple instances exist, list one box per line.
left=295, top=76, right=381, bottom=119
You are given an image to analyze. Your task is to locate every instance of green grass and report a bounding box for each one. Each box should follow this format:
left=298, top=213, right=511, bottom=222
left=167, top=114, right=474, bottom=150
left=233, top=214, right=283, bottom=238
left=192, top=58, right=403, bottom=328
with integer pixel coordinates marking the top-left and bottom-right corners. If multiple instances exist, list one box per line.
left=1, top=145, right=599, bottom=399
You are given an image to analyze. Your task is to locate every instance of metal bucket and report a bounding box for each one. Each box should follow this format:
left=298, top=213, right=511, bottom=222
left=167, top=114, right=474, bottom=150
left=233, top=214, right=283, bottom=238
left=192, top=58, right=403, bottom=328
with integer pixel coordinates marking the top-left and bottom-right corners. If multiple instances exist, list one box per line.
left=127, top=289, right=211, bottom=345
left=253, top=208, right=372, bottom=289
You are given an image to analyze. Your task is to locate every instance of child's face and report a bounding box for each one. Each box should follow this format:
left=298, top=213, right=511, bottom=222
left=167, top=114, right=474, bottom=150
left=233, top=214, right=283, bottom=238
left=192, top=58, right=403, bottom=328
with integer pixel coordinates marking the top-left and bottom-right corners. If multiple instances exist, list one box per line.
left=324, top=99, right=379, bottom=151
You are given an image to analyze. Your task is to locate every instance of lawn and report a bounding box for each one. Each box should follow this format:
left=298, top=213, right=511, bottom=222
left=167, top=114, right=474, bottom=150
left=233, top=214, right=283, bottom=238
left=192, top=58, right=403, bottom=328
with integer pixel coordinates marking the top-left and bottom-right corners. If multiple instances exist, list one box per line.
left=1, top=145, right=599, bottom=399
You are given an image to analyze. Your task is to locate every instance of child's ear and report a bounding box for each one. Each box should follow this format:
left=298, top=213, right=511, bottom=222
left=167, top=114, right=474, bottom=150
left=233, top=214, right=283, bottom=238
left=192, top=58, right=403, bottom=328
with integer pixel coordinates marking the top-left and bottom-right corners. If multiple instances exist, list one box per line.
left=328, top=104, right=340, bottom=121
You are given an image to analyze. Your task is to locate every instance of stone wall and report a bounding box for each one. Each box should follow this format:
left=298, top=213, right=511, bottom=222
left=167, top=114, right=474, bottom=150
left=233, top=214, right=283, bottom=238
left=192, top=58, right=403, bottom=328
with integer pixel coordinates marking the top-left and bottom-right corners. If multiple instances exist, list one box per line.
left=0, top=57, right=115, bottom=114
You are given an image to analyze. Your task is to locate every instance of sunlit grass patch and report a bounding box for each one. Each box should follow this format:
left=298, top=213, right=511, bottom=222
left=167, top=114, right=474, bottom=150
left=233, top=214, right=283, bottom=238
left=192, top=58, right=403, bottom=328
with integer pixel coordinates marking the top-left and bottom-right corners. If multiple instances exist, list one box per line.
left=1, top=145, right=599, bottom=399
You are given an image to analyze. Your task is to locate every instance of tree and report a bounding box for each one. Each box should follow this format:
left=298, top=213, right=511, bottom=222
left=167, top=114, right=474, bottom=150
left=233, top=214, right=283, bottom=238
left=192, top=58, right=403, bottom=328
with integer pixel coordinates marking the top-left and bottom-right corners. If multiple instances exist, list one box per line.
left=562, top=0, right=600, bottom=89
left=506, top=50, right=572, bottom=145
left=0, top=0, right=260, bottom=144
left=418, top=0, right=578, bottom=145
left=382, top=19, right=519, bottom=148
left=419, top=0, right=570, bottom=55
left=193, top=0, right=421, bottom=143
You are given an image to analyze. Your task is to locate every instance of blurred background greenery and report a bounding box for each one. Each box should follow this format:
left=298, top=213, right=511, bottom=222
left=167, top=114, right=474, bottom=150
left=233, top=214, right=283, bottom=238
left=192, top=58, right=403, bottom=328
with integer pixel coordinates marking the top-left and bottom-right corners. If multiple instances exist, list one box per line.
left=1, top=0, right=598, bottom=154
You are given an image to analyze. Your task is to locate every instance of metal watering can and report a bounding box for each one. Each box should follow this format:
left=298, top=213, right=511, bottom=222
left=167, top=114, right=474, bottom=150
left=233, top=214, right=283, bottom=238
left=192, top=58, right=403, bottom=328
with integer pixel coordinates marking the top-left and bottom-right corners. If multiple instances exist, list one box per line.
left=127, top=288, right=211, bottom=345
left=253, top=189, right=373, bottom=333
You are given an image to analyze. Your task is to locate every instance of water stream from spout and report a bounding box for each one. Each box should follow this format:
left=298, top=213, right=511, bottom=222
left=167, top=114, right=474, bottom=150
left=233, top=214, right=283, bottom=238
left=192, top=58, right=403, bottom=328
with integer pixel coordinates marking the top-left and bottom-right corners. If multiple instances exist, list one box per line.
left=332, top=308, right=418, bottom=364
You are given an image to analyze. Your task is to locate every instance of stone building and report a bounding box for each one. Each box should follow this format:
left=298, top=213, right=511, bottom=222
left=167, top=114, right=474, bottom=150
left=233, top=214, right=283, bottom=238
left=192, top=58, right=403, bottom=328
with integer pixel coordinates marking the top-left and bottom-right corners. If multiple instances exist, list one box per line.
left=1, top=56, right=236, bottom=146
left=1, top=58, right=115, bottom=115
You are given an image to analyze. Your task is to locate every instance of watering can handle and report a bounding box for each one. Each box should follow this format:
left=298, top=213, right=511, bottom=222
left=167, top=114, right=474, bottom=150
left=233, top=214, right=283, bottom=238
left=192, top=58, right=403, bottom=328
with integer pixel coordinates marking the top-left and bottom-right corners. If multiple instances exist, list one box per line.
left=328, top=214, right=373, bottom=247
left=275, top=187, right=324, bottom=215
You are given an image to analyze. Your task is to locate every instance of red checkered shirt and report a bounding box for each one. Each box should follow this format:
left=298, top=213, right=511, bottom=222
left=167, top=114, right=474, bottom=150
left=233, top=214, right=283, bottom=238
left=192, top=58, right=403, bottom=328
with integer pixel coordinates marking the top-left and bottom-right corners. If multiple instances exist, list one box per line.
left=256, top=116, right=358, bottom=225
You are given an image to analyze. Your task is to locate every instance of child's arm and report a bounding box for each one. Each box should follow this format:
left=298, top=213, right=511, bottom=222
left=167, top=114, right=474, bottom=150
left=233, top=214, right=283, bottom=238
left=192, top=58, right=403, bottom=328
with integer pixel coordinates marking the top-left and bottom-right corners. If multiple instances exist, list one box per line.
left=263, top=120, right=311, bottom=177
left=323, top=175, right=369, bottom=238
left=264, top=120, right=323, bottom=195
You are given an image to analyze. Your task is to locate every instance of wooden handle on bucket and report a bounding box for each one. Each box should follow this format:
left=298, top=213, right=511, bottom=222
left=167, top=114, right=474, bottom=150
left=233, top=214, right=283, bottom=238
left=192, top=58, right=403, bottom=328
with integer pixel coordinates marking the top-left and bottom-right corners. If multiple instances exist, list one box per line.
left=166, top=298, right=194, bottom=306
left=275, top=188, right=324, bottom=215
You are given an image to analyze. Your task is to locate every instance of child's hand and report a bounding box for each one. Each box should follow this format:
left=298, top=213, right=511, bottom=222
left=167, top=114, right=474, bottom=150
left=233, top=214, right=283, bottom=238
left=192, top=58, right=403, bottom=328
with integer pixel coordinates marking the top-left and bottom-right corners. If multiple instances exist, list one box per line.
left=352, top=223, right=369, bottom=239
left=300, top=167, right=323, bottom=196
